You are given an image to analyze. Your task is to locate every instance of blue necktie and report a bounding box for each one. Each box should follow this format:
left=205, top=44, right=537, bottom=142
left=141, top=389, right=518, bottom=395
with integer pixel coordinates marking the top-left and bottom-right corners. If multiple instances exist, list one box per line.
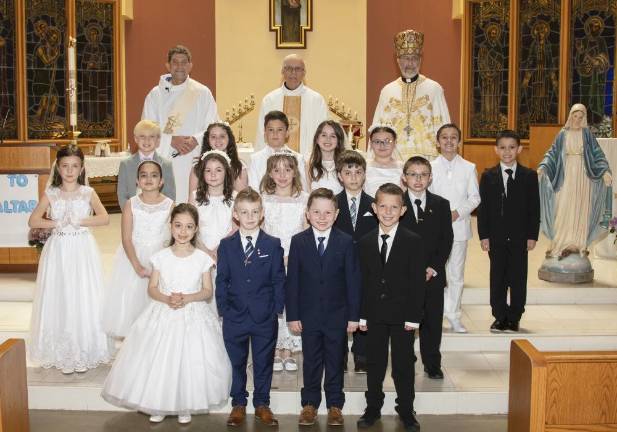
left=245, top=236, right=254, bottom=260
left=317, top=236, right=326, bottom=257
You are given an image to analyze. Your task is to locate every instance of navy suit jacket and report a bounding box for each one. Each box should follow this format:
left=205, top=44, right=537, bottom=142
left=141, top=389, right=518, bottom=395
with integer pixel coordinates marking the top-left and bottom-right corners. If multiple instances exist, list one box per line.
left=285, top=227, right=361, bottom=330
left=215, top=230, right=285, bottom=324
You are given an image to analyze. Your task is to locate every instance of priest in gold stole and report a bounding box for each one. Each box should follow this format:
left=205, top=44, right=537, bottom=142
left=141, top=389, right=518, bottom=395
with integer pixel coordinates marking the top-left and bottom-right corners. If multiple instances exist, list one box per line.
left=372, top=29, right=450, bottom=161
left=255, top=54, right=328, bottom=157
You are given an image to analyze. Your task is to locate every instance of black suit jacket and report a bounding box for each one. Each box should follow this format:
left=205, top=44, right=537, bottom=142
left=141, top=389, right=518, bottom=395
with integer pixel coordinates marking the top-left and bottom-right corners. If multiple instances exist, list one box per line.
left=477, top=163, right=540, bottom=247
left=358, top=226, right=426, bottom=325
left=334, top=190, right=378, bottom=243
left=400, top=190, right=453, bottom=289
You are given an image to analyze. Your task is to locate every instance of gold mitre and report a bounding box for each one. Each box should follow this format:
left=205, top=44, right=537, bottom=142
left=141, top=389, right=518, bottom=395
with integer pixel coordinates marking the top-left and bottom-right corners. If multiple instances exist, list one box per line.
left=394, top=29, right=424, bottom=57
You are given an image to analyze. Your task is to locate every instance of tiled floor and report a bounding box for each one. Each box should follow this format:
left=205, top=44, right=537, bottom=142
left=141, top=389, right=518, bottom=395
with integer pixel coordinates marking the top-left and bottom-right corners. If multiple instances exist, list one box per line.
left=29, top=410, right=508, bottom=432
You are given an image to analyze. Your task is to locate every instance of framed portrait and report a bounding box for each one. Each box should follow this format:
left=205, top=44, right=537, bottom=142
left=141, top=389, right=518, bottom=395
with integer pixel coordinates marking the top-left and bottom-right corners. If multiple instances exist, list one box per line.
left=269, top=0, right=312, bottom=49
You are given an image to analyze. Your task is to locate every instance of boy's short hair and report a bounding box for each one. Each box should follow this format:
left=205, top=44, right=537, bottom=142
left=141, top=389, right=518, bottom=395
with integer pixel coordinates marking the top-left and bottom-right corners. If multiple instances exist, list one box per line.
left=307, top=187, right=338, bottom=210
left=374, top=183, right=405, bottom=204
left=134, top=119, right=161, bottom=136
left=335, top=149, right=366, bottom=172
left=495, top=129, right=521, bottom=146
left=403, top=156, right=432, bottom=174
left=234, top=187, right=262, bottom=208
left=436, top=123, right=462, bottom=142
left=167, top=45, right=192, bottom=62
left=264, top=110, right=289, bottom=129
left=369, top=125, right=397, bottom=141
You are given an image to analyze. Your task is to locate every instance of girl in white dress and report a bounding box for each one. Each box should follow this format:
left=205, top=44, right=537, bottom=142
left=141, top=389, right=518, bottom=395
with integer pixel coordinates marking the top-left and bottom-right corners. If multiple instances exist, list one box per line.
left=188, top=122, right=248, bottom=198
left=101, top=203, right=232, bottom=425
left=102, top=161, right=174, bottom=338
left=190, top=150, right=237, bottom=313
left=306, top=120, right=345, bottom=194
left=365, top=126, right=404, bottom=197
left=28, top=145, right=111, bottom=374
left=260, top=150, right=308, bottom=372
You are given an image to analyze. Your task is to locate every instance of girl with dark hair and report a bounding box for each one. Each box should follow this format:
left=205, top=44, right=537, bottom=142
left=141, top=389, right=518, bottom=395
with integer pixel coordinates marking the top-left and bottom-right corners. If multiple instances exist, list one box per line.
left=307, top=120, right=345, bottom=193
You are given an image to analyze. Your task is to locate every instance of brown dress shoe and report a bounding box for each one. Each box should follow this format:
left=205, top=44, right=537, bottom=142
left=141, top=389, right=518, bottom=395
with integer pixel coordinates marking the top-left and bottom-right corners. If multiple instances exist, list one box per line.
left=255, top=405, right=279, bottom=426
left=327, top=407, right=344, bottom=426
left=298, top=405, right=317, bottom=426
left=227, top=405, right=246, bottom=427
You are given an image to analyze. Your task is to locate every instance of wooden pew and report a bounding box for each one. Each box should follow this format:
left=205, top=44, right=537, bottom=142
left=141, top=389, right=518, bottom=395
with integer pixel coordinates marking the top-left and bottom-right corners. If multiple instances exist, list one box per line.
left=508, top=339, right=617, bottom=432
left=0, top=339, right=29, bottom=432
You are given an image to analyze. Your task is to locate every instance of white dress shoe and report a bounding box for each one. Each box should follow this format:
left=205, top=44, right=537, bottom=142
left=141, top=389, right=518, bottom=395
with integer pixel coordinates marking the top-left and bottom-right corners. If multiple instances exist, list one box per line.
left=450, top=318, right=468, bottom=333
left=283, top=357, right=298, bottom=371
left=178, top=414, right=192, bottom=424
left=149, top=415, right=165, bottom=423
left=273, top=356, right=284, bottom=371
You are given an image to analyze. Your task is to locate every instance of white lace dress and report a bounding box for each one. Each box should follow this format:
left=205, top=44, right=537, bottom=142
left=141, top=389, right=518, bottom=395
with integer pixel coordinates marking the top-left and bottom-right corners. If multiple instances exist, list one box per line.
left=29, top=186, right=111, bottom=371
left=364, top=161, right=404, bottom=197
left=310, top=160, right=343, bottom=194
left=101, top=248, right=231, bottom=415
left=102, top=195, right=173, bottom=338
left=194, top=191, right=236, bottom=314
left=262, top=191, right=308, bottom=352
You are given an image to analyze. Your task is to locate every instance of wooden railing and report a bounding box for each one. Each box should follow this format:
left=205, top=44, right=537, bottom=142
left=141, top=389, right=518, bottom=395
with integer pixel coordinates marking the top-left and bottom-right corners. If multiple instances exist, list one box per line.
left=508, top=339, right=617, bottom=432
left=0, top=339, right=29, bottom=432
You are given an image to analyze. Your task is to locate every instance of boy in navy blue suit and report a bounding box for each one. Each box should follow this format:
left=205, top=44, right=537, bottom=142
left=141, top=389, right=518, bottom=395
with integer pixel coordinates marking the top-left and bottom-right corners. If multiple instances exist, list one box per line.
left=216, top=188, right=285, bottom=427
left=286, top=188, right=361, bottom=427
left=333, top=150, right=377, bottom=373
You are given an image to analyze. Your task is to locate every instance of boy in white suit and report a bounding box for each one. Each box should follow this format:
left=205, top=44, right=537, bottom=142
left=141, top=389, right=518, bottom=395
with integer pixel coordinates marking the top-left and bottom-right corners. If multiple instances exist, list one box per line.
left=429, top=124, right=480, bottom=333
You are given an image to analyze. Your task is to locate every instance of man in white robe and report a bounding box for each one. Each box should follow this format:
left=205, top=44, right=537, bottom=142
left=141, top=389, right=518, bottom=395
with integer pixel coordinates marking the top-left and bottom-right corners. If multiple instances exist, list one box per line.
left=372, top=29, right=450, bottom=161
left=255, top=54, right=328, bottom=158
left=142, top=45, right=218, bottom=202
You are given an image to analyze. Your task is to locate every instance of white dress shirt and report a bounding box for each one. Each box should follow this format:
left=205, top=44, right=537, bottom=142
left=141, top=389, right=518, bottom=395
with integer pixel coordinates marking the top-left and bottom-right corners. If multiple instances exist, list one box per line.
left=500, top=161, right=517, bottom=195
left=359, top=223, right=419, bottom=329
left=312, top=227, right=331, bottom=251
left=240, top=229, right=260, bottom=252
left=407, top=190, right=426, bottom=221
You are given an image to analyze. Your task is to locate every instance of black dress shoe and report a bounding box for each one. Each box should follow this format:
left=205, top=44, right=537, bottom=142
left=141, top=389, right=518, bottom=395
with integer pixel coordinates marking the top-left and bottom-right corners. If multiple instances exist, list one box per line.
left=490, top=320, right=508, bottom=332
left=401, top=412, right=421, bottom=432
left=356, top=410, right=381, bottom=428
left=507, top=321, right=520, bottom=332
left=423, top=366, right=444, bottom=379
left=354, top=360, right=367, bottom=374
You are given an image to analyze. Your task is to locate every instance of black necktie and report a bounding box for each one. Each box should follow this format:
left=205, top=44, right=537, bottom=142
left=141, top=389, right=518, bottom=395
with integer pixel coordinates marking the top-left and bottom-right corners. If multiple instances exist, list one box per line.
left=505, top=168, right=514, bottom=196
left=414, top=199, right=424, bottom=222
left=380, top=234, right=389, bottom=266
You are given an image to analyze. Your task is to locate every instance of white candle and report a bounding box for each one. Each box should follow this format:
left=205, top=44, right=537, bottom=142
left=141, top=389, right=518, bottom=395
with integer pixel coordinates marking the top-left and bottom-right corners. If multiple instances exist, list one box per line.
left=68, top=38, right=77, bottom=127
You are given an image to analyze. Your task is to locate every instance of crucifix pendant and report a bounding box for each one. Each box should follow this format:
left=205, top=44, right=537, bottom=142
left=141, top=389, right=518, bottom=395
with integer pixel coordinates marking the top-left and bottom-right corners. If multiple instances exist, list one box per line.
left=404, top=124, right=412, bottom=137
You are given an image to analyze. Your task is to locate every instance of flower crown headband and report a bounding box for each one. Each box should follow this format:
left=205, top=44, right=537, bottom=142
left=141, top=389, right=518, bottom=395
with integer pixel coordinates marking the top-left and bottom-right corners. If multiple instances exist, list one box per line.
left=200, top=149, right=231, bottom=165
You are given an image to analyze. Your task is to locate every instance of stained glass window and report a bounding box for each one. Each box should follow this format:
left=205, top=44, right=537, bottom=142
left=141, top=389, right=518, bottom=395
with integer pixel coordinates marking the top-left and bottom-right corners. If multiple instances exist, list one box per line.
left=0, top=0, right=16, bottom=140
left=26, top=0, right=67, bottom=140
left=470, top=0, right=510, bottom=138
left=76, top=0, right=114, bottom=138
left=517, top=0, right=561, bottom=139
left=569, top=0, right=616, bottom=137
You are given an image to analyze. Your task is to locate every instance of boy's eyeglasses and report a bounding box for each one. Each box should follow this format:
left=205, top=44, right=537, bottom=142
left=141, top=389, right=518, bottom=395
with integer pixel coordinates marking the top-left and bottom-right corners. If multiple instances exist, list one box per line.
left=404, top=172, right=430, bottom=180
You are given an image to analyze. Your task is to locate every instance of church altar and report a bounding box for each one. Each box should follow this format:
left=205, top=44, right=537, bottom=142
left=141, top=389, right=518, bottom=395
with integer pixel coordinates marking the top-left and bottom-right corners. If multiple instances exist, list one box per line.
left=595, top=138, right=617, bottom=260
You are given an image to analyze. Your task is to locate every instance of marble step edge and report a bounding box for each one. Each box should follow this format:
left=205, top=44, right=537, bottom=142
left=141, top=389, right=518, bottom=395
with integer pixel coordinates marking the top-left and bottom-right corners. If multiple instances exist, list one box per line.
left=29, top=385, right=508, bottom=415
left=461, top=287, right=617, bottom=305
left=4, top=332, right=617, bottom=354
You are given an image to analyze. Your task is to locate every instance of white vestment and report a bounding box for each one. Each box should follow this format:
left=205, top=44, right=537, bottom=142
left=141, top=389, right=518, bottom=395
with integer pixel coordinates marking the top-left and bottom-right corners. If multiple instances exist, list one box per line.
left=142, top=74, right=218, bottom=202
left=430, top=154, right=481, bottom=321
left=248, top=145, right=308, bottom=192
left=372, top=76, right=450, bottom=160
left=255, top=83, right=328, bottom=157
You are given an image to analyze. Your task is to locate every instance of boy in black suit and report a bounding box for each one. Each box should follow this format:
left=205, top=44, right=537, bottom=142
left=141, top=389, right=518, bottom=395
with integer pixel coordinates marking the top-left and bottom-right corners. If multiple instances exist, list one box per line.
left=400, top=156, right=453, bottom=380
left=357, top=183, right=425, bottom=432
left=477, top=130, right=540, bottom=333
left=333, top=150, right=378, bottom=373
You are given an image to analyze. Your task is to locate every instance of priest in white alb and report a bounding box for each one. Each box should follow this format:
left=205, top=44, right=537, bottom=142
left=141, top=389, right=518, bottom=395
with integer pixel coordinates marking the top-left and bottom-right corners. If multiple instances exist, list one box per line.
left=372, top=29, right=450, bottom=160
left=142, top=45, right=218, bottom=202
left=255, top=54, right=328, bottom=158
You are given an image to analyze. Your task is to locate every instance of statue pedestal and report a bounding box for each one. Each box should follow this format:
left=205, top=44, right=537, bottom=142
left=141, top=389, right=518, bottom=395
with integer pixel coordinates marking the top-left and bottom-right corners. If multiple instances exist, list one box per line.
left=538, top=255, right=594, bottom=284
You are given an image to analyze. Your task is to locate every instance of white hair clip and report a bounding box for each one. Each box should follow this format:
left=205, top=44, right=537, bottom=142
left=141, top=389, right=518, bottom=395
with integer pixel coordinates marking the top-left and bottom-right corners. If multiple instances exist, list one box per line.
left=200, top=149, right=232, bottom=165
left=267, top=148, right=296, bottom=161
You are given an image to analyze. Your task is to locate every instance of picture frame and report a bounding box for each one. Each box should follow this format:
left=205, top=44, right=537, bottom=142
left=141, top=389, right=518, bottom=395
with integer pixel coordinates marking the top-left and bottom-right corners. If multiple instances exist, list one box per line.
left=269, top=0, right=312, bottom=49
